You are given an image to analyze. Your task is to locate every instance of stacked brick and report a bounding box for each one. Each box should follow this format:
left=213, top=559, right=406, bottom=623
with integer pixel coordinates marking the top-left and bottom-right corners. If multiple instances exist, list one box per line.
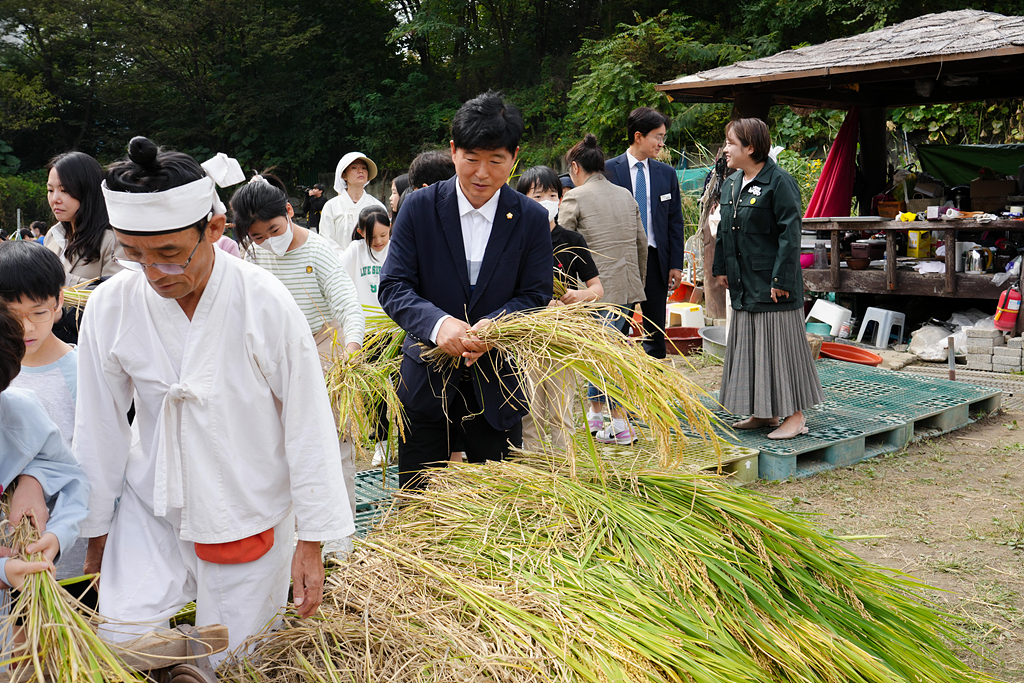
left=965, top=329, right=1023, bottom=372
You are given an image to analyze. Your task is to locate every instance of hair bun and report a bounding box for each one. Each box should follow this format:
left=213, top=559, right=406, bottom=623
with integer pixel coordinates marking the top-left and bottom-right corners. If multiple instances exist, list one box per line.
left=128, top=136, right=159, bottom=171
left=583, top=133, right=598, bottom=148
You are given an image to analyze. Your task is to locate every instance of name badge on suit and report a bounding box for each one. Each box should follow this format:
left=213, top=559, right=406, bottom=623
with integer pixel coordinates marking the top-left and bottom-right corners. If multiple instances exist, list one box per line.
left=660, top=193, right=671, bottom=202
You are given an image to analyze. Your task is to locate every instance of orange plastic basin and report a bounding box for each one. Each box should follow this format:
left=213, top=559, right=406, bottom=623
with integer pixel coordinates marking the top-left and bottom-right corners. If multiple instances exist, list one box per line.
left=819, top=342, right=884, bottom=367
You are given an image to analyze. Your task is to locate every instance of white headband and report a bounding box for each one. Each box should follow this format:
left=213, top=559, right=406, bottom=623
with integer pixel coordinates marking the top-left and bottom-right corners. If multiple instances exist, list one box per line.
left=102, top=152, right=245, bottom=233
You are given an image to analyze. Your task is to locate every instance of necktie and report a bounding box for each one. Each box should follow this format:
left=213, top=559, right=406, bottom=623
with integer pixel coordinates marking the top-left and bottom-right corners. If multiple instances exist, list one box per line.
left=634, top=162, right=648, bottom=236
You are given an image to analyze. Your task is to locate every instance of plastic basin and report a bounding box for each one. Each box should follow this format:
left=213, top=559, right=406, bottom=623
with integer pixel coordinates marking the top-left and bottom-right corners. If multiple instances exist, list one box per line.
left=698, top=326, right=728, bottom=359
left=666, top=327, right=701, bottom=355
left=819, top=342, right=884, bottom=367
left=805, top=322, right=832, bottom=336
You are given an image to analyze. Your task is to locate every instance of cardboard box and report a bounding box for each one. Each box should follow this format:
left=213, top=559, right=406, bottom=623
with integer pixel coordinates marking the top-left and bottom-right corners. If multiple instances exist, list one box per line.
left=907, top=230, right=931, bottom=258
left=970, top=178, right=1017, bottom=198
left=906, top=198, right=941, bottom=213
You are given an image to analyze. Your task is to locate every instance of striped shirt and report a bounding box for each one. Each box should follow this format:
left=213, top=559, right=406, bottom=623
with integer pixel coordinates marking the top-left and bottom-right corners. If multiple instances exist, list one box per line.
left=244, top=231, right=365, bottom=345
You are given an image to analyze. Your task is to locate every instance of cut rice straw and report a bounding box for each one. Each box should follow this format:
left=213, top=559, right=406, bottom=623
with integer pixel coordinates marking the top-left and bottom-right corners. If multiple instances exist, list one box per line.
left=420, top=302, right=722, bottom=466
left=0, top=509, right=143, bottom=682
left=222, top=451, right=1001, bottom=683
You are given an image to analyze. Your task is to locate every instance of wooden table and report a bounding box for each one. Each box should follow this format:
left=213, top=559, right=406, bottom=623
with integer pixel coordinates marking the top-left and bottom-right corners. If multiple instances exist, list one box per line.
left=801, top=218, right=1024, bottom=299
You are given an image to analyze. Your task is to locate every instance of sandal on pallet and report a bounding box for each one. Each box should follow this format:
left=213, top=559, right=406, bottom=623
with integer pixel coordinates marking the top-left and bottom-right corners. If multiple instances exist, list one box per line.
left=767, top=416, right=808, bottom=440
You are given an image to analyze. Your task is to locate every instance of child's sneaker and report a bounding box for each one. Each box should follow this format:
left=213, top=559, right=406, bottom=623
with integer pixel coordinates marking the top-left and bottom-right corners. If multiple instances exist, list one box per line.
left=595, top=424, right=638, bottom=445
left=587, top=411, right=605, bottom=434
left=371, top=441, right=387, bottom=466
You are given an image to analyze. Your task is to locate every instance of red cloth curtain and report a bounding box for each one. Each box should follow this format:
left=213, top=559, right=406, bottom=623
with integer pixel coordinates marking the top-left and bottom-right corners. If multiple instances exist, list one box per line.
left=804, top=107, right=859, bottom=218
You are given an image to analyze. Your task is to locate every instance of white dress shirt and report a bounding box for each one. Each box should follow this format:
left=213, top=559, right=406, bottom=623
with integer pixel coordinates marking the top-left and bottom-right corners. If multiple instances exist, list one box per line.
left=626, top=149, right=656, bottom=249
left=428, top=180, right=501, bottom=343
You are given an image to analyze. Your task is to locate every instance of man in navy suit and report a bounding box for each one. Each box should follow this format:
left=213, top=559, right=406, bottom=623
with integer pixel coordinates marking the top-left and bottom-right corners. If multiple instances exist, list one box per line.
left=379, top=92, right=552, bottom=489
left=606, top=107, right=686, bottom=358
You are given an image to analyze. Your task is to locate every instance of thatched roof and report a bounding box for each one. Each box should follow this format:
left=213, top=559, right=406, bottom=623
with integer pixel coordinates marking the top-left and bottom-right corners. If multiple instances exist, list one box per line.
left=657, top=10, right=1024, bottom=109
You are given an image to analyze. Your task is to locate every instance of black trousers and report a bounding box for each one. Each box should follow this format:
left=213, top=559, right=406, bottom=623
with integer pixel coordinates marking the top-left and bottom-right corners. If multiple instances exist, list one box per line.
left=640, top=246, right=668, bottom=359
left=398, top=377, right=522, bottom=489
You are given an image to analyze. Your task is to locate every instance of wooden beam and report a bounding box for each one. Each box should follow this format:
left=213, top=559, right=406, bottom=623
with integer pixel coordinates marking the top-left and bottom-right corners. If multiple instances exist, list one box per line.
left=944, top=229, right=955, bottom=293
left=830, top=228, right=840, bottom=288
left=885, top=231, right=897, bottom=290
left=858, top=107, right=888, bottom=217
left=730, top=92, right=771, bottom=122
left=803, top=269, right=1005, bottom=299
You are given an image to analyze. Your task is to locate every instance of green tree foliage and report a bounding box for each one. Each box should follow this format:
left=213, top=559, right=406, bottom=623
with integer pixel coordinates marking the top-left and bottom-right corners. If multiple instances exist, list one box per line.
left=0, top=174, right=49, bottom=232
left=2, top=0, right=1021, bottom=183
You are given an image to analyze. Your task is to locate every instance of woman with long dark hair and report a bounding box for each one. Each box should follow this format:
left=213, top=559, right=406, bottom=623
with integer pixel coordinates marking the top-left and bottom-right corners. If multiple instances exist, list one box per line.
left=43, top=152, right=124, bottom=286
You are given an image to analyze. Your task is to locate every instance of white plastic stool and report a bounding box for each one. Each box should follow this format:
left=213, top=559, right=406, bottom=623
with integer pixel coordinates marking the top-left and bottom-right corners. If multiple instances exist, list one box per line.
left=856, top=307, right=906, bottom=348
left=805, top=299, right=852, bottom=337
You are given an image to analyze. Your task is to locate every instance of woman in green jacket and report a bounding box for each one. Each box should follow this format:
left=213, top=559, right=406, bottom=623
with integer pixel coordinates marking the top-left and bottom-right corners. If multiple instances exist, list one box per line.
left=712, top=118, right=823, bottom=440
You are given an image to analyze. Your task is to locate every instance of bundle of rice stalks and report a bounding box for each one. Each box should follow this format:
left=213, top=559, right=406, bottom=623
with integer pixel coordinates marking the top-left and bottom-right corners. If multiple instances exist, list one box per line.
left=421, top=303, right=720, bottom=464
left=223, top=454, right=1002, bottom=683
left=323, top=344, right=404, bottom=457
left=360, top=308, right=406, bottom=363
left=61, top=279, right=98, bottom=312
left=0, top=515, right=142, bottom=682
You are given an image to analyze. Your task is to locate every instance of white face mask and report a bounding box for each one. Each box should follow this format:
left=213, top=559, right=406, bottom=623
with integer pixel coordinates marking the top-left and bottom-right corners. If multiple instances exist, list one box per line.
left=258, top=220, right=293, bottom=256
left=539, top=199, right=560, bottom=222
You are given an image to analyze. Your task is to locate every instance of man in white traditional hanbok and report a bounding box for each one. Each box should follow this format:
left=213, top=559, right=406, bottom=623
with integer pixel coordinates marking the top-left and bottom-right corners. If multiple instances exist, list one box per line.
left=74, top=137, right=353, bottom=663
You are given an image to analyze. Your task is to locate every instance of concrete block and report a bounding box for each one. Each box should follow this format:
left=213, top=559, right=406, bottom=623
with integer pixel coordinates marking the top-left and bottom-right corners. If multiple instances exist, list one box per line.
left=992, top=358, right=1022, bottom=371
left=966, top=344, right=994, bottom=355
left=966, top=337, right=996, bottom=348
left=1009, top=337, right=1024, bottom=349
left=966, top=352, right=993, bottom=363
left=967, top=328, right=1005, bottom=339
left=967, top=361, right=994, bottom=371
left=993, top=346, right=1023, bottom=358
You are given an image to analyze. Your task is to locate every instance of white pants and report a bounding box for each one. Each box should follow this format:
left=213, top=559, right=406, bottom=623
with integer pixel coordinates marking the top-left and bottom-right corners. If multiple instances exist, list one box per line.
left=97, top=484, right=294, bottom=665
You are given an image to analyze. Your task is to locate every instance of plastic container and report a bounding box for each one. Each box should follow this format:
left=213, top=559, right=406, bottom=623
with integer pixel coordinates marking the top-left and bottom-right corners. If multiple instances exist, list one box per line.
left=806, top=322, right=832, bottom=336
left=667, top=302, right=704, bottom=328
left=666, top=327, right=701, bottom=355
left=698, top=326, right=728, bottom=359
left=819, top=342, right=884, bottom=367
left=813, top=241, right=828, bottom=269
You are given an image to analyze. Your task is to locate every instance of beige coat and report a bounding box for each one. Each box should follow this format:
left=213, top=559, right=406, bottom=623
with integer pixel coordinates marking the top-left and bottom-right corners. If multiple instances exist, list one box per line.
left=558, top=173, right=647, bottom=306
left=44, top=223, right=125, bottom=286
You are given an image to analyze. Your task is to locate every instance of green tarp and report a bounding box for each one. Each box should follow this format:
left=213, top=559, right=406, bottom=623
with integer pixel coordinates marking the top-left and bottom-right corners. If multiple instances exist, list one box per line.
left=917, top=144, right=1024, bottom=187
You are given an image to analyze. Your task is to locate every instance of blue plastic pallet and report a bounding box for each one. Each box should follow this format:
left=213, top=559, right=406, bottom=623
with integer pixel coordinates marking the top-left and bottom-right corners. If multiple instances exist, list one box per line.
left=680, top=359, right=1002, bottom=480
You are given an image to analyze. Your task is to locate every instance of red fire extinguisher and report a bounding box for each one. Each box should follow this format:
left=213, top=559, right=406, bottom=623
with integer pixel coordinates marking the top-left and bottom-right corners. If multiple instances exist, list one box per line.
left=995, top=283, right=1021, bottom=331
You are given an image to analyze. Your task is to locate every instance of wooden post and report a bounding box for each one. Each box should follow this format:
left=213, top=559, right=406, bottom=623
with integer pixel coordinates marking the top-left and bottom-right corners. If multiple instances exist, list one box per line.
left=948, top=336, right=956, bottom=381
left=730, top=93, right=771, bottom=123
left=944, top=228, right=955, bottom=293
left=858, top=106, right=888, bottom=216
left=830, top=226, right=840, bottom=289
left=885, top=231, right=897, bottom=291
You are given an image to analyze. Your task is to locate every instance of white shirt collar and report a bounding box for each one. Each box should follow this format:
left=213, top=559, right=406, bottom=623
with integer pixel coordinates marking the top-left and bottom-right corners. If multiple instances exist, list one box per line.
left=455, top=178, right=501, bottom=225
left=625, top=149, right=649, bottom=172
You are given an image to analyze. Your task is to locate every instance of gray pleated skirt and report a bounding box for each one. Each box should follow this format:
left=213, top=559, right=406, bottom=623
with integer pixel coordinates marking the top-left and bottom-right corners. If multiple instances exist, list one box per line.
left=719, top=308, right=824, bottom=419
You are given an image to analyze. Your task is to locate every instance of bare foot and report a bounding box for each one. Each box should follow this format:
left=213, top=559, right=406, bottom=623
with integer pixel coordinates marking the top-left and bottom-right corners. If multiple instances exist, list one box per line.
left=734, top=416, right=780, bottom=429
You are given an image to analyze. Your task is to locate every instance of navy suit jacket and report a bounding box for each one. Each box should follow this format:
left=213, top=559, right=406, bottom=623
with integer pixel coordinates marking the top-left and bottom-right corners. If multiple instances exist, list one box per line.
left=605, top=153, right=685, bottom=277
left=378, top=177, right=553, bottom=431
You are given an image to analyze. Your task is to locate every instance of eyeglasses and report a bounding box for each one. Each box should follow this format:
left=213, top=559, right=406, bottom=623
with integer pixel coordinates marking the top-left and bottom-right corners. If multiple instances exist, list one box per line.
left=114, top=234, right=204, bottom=275
left=651, top=134, right=667, bottom=143
left=17, top=304, right=59, bottom=324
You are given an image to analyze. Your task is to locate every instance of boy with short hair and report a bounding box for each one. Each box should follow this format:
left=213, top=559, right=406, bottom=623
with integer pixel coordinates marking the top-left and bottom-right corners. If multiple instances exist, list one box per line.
left=0, top=299, right=89, bottom=589
left=0, top=242, right=77, bottom=446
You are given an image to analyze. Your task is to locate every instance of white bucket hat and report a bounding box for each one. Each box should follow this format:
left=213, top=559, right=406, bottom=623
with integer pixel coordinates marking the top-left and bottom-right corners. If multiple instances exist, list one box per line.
left=334, top=152, right=378, bottom=193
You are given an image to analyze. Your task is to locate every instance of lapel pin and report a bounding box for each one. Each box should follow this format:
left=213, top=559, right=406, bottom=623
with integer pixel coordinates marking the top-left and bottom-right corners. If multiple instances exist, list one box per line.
left=506, top=212, right=513, bottom=219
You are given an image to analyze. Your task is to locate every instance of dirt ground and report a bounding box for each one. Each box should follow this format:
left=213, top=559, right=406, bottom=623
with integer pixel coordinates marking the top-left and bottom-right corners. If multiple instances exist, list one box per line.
left=678, top=352, right=1024, bottom=681
left=357, top=352, right=1024, bottom=680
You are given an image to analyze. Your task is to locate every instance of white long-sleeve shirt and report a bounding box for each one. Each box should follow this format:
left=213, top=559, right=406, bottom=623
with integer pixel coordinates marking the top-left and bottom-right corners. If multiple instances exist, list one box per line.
left=74, top=250, right=353, bottom=544
left=339, top=241, right=388, bottom=310
left=319, top=190, right=386, bottom=253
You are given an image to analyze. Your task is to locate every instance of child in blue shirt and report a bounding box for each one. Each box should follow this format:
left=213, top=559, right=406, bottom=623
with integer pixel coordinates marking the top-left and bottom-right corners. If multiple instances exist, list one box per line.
left=0, top=242, right=77, bottom=446
left=0, top=299, right=89, bottom=589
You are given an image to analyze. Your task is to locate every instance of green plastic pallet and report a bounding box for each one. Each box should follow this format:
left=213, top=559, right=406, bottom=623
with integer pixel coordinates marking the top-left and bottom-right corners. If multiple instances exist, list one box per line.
left=681, top=359, right=1002, bottom=481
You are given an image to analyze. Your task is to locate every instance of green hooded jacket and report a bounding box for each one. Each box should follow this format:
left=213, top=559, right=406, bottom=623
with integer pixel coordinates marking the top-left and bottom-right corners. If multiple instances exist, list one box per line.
left=712, top=157, right=804, bottom=313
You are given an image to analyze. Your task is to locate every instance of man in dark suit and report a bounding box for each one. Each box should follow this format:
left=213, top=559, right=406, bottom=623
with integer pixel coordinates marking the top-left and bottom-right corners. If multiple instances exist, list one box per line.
left=379, top=91, right=552, bottom=489
left=606, top=107, right=686, bottom=358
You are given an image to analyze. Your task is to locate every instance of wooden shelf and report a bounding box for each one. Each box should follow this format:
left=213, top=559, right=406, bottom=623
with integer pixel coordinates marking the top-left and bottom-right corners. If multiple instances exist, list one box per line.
left=803, top=268, right=1005, bottom=298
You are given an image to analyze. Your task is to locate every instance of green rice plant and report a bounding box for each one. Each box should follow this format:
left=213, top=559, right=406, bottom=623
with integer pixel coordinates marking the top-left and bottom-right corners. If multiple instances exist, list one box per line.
left=224, top=450, right=1002, bottom=683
